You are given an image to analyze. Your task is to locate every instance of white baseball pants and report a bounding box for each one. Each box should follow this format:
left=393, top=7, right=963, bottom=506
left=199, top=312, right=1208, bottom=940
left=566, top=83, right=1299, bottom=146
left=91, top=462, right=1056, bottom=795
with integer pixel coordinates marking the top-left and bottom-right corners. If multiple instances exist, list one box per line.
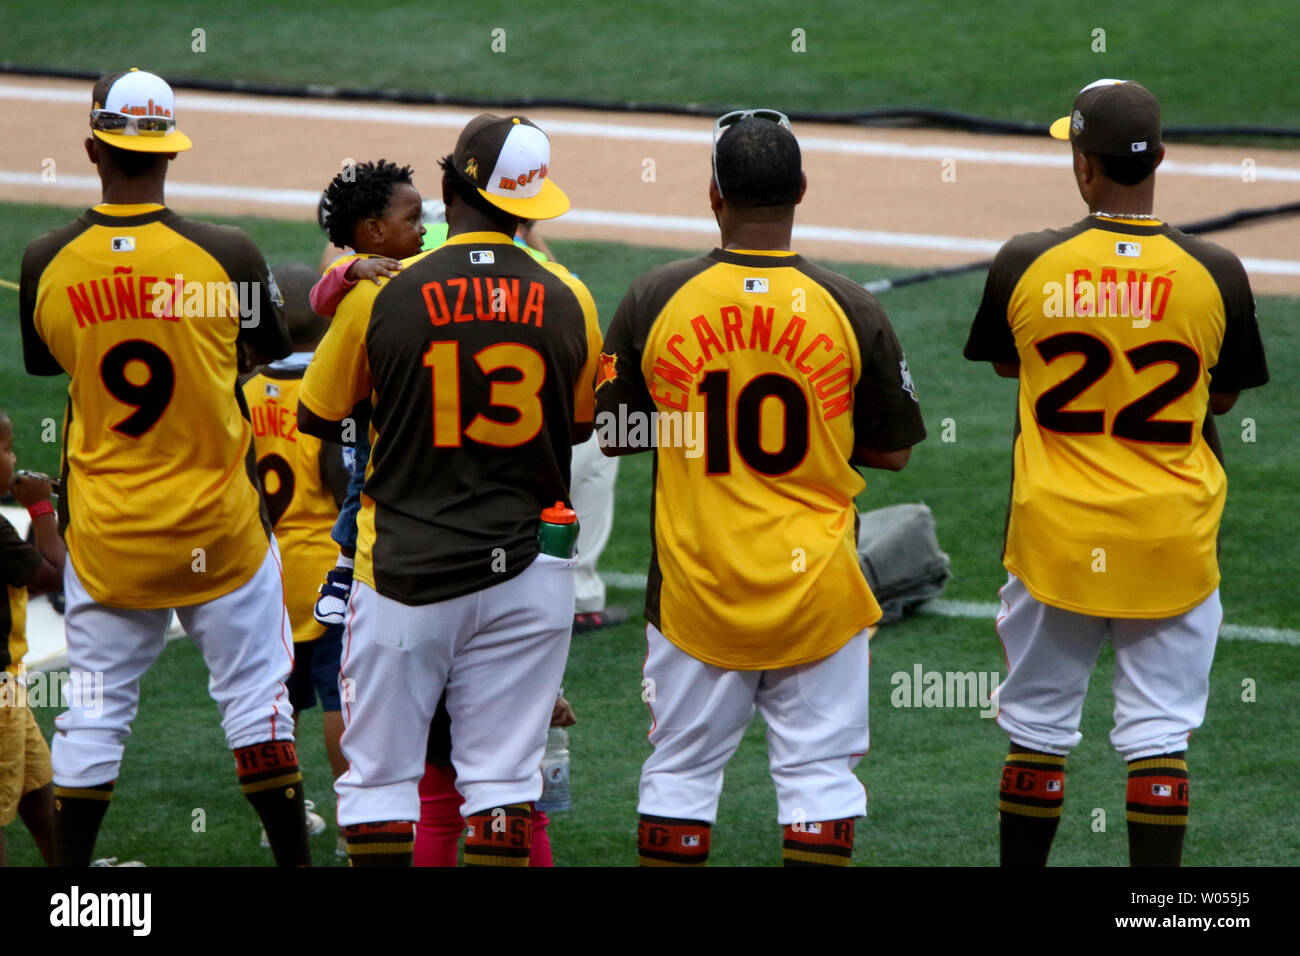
left=995, top=573, right=1221, bottom=759
left=638, top=623, right=870, bottom=826
left=52, top=542, right=296, bottom=787
left=335, top=552, right=575, bottom=827
left=571, top=434, right=618, bottom=613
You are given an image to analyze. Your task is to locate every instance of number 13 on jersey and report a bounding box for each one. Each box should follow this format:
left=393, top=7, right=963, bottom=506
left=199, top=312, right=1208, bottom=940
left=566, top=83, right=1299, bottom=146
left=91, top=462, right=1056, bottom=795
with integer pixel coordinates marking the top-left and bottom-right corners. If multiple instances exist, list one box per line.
left=423, top=340, right=546, bottom=448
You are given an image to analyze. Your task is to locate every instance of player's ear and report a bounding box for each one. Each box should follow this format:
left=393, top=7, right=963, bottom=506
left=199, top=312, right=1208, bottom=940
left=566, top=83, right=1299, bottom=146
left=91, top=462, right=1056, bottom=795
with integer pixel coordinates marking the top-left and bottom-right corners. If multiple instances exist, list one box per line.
left=795, top=171, right=807, bottom=205
left=1074, top=148, right=1093, bottom=185
left=1152, top=145, right=1166, bottom=171
left=708, top=176, right=723, bottom=214
left=84, top=137, right=99, bottom=165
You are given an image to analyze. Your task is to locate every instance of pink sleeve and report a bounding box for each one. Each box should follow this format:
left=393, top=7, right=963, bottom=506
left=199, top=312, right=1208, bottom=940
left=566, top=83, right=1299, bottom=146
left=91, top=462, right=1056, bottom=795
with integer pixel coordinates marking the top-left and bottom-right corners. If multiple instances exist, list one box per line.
left=309, top=261, right=359, bottom=318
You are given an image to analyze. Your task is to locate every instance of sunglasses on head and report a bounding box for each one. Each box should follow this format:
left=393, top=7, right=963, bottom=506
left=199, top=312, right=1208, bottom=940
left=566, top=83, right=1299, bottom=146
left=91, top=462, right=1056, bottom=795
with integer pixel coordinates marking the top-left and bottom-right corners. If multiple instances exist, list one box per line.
left=90, top=109, right=175, bottom=137
left=711, top=108, right=793, bottom=200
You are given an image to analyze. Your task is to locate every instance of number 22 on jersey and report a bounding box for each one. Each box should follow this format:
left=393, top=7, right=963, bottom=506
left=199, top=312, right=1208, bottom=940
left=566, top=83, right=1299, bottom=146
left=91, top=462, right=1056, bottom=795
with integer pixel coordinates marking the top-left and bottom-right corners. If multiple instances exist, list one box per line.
left=1033, top=331, right=1200, bottom=445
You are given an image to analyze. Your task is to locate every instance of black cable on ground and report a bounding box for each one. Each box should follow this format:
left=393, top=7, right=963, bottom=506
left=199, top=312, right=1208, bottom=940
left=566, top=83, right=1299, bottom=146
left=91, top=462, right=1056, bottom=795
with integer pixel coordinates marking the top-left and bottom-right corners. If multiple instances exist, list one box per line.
left=4, top=63, right=1300, bottom=141
left=862, top=200, right=1300, bottom=294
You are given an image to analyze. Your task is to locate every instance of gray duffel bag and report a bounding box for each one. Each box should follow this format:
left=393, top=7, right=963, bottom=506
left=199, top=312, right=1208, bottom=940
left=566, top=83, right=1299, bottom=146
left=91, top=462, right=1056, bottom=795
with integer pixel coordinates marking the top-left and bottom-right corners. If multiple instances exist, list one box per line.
left=857, top=502, right=952, bottom=624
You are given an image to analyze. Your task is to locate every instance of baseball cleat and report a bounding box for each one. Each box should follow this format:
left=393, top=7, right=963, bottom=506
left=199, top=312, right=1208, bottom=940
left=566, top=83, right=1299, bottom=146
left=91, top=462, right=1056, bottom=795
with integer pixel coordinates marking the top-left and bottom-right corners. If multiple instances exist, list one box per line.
left=313, top=566, right=353, bottom=625
left=90, top=856, right=146, bottom=867
left=260, top=799, right=327, bottom=848
left=573, top=606, right=629, bottom=634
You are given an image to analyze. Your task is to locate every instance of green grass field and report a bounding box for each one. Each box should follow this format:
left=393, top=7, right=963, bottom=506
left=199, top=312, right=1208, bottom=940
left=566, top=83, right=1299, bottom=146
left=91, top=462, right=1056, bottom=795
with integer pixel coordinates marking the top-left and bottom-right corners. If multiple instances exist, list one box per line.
left=3, top=1, right=1300, bottom=129
left=3, top=199, right=1297, bottom=866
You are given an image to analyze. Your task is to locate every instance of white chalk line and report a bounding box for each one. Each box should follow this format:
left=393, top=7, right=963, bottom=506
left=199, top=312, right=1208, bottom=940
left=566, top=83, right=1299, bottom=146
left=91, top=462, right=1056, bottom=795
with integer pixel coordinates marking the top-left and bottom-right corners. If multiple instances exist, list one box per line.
left=3, top=170, right=1299, bottom=277
left=3, top=82, right=1299, bottom=183
left=601, top=573, right=1300, bottom=646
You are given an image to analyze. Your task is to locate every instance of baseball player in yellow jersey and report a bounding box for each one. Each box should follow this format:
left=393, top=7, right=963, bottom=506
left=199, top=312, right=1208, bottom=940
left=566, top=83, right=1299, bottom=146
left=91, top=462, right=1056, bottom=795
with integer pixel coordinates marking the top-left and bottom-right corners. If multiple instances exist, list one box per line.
left=243, top=264, right=352, bottom=846
left=298, top=114, right=601, bottom=867
left=964, top=80, right=1269, bottom=867
left=19, top=69, right=312, bottom=866
left=596, top=111, right=926, bottom=866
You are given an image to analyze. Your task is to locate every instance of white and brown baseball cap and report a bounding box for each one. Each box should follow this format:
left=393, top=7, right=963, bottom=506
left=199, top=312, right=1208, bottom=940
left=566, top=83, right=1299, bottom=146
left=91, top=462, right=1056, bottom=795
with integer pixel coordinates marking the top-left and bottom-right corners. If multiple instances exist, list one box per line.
left=1049, top=79, right=1161, bottom=157
left=451, top=113, right=569, bottom=220
left=90, top=68, right=192, bottom=153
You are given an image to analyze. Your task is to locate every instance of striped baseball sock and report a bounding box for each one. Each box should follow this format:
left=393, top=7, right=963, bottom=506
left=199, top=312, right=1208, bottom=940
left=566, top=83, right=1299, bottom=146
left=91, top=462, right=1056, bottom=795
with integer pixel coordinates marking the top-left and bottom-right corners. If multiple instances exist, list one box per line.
left=783, top=818, right=855, bottom=867
left=234, top=740, right=311, bottom=867
left=1126, top=752, right=1189, bottom=867
left=463, top=803, right=531, bottom=867
left=344, top=820, right=415, bottom=867
left=52, top=781, right=114, bottom=867
left=637, top=814, right=711, bottom=866
left=998, top=747, right=1067, bottom=867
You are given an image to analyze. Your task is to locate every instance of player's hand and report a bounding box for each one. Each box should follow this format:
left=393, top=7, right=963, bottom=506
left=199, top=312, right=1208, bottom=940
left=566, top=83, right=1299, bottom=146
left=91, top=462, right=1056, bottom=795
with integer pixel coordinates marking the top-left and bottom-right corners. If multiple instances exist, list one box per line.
left=551, top=695, right=577, bottom=727
left=346, top=258, right=404, bottom=285
left=11, top=470, right=57, bottom=508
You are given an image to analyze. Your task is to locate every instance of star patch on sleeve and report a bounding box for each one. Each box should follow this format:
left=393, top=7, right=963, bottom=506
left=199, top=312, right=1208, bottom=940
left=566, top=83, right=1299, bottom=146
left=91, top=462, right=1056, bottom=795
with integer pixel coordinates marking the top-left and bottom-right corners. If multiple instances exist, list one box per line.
left=595, top=352, right=618, bottom=390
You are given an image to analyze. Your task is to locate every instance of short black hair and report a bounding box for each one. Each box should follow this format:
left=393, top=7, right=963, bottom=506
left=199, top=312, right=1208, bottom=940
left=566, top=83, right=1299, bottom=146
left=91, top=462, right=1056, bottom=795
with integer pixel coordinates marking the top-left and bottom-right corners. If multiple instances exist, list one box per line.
left=320, top=159, right=414, bottom=249
left=97, top=141, right=169, bottom=179
left=438, top=154, right=520, bottom=232
left=1094, top=150, right=1161, bottom=186
left=713, top=118, right=802, bottom=208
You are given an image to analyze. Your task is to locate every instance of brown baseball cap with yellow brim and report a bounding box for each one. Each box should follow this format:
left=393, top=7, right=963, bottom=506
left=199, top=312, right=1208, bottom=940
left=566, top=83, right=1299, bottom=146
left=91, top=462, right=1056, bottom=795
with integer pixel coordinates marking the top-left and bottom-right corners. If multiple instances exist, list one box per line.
left=90, top=68, right=192, bottom=153
left=1049, top=78, right=1161, bottom=157
left=451, top=113, right=570, bottom=220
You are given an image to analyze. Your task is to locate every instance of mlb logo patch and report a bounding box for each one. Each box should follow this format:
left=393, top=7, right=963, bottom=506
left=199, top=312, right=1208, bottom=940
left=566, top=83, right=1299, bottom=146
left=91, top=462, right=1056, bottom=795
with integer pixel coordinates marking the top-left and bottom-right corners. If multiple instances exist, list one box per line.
left=469, top=250, right=495, bottom=265
left=681, top=834, right=700, bottom=847
left=111, top=236, right=135, bottom=252
left=1152, top=783, right=1172, bottom=797
left=1046, top=780, right=1062, bottom=792
left=1116, top=241, right=1141, bottom=257
left=1131, top=141, right=1148, bottom=152
left=264, top=383, right=280, bottom=398
left=743, top=277, right=769, bottom=293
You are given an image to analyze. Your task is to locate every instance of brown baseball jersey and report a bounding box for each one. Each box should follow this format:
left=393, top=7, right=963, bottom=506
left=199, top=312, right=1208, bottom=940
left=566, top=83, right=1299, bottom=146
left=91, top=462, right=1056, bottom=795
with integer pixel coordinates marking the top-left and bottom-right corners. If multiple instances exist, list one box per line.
left=299, top=231, right=602, bottom=605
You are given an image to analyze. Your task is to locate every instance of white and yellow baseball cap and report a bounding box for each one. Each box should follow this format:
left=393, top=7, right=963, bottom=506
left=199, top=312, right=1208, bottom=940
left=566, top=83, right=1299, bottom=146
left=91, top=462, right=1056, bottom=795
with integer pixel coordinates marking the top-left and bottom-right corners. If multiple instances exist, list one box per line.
left=451, top=113, right=569, bottom=220
left=90, top=68, right=192, bottom=153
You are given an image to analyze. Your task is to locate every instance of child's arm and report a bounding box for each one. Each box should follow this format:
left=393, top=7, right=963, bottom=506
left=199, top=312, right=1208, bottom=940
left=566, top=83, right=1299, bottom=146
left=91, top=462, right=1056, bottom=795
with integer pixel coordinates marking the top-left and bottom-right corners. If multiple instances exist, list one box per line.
left=4, top=473, right=63, bottom=595
left=310, top=257, right=404, bottom=318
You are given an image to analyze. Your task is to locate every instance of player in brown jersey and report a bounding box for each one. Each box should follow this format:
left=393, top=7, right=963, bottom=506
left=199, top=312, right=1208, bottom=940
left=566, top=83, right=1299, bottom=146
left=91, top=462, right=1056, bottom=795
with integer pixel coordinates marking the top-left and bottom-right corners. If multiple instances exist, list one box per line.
left=299, top=114, right=601, bottom=866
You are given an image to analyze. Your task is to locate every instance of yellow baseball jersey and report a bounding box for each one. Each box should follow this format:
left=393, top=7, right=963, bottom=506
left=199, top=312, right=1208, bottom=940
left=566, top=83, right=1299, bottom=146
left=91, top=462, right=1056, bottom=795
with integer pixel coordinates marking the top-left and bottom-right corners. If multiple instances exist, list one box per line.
left=0, top=517, right=43, bottom=677
left=244, top=366, right=347, bottom=643
left=965, top=216, right=1268, bottom=617
left=20, top=203, right=291, bottom=608
left=300, top=231, right=602, bottom=605
left=596, top=248, right=926, bottom=670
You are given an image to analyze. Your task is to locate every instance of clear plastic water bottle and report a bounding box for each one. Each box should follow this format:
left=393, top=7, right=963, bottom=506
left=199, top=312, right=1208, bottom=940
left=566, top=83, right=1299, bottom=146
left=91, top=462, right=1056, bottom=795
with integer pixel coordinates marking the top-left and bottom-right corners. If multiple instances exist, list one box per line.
left=537, top=727, right=571, bottom=812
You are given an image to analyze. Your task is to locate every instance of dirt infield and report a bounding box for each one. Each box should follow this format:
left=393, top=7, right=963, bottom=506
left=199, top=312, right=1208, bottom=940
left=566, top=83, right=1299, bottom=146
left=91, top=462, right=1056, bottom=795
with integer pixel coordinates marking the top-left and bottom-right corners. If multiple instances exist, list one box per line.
left=2, top=74, right=1297, bottom=294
